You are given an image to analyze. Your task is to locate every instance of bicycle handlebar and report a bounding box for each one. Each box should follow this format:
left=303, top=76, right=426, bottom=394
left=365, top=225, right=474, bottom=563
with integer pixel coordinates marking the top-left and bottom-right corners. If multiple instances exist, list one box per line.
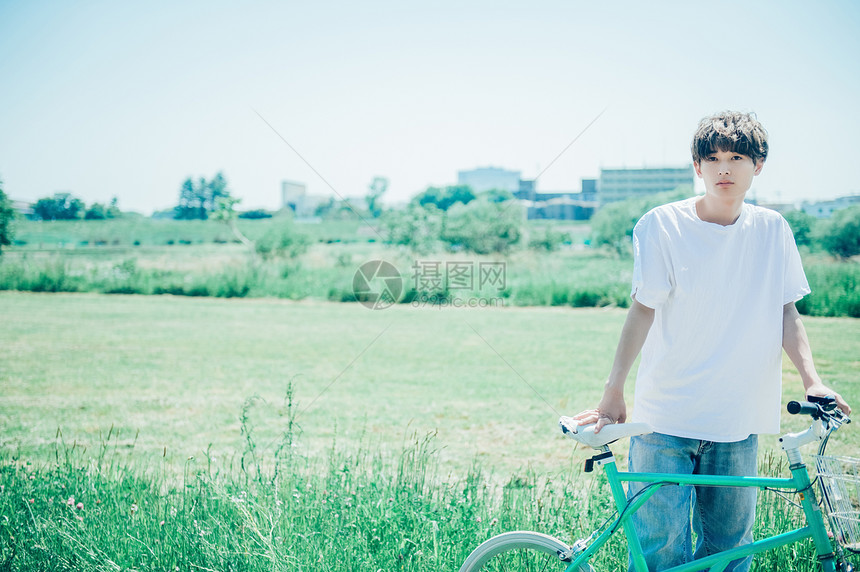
left=787, top=400, right=820, bottom=417
left=786, top=396, right=850, bottom=429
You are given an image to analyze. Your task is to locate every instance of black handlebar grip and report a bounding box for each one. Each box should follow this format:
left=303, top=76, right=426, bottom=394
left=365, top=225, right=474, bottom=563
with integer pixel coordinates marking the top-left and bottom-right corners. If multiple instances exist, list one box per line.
left=787, top=401, right=819, bottom=416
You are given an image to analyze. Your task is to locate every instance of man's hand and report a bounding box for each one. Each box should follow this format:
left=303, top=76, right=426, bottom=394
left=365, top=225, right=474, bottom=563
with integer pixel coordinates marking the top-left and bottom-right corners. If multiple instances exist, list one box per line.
left=806, top=382, right=851, bottom=416
left=570, top=389, right=627, bottom=433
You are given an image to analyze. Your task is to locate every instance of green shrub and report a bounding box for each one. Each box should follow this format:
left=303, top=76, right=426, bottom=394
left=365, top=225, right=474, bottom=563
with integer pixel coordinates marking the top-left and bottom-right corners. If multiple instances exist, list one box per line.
left=382, top=204, right=444, bottom=254
left=819, top=205, right=860, bottom=259
left=0, top=183, right=13, bottom=255
left=212, top=267, right=253, bottom=298
left=440, top=199, right=523, bottom=255
left=255, top=223, right=309, bottom=259
left=797, top=263, right=860, bottom=317
left=783, top=210, right=817, bottom=248
left=0, top=258, right=82, bottom=293
left=528, top=226, right=571, bottom=252
left=590, top=187, right=692, bottom=256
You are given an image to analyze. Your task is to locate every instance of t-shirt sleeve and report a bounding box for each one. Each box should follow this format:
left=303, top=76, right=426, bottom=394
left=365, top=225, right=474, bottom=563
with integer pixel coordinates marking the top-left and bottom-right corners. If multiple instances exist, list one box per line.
left=631, top=213, right=672, bottom=309
left=782, top=217, right=811, bottom=304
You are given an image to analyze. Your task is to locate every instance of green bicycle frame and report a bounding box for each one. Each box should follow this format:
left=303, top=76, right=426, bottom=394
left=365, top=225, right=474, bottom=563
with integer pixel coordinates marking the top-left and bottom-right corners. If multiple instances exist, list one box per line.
left=564, top=452, right=837, bottom=572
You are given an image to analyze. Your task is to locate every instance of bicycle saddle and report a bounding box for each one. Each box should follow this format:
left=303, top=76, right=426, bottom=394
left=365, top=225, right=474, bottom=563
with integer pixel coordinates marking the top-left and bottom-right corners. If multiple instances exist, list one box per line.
left=559, top=416, right=653, bottom=448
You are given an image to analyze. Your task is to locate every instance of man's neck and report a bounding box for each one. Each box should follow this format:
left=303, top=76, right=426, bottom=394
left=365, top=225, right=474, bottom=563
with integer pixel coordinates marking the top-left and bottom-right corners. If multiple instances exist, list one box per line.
left=696, top=194, right=745, bottom=226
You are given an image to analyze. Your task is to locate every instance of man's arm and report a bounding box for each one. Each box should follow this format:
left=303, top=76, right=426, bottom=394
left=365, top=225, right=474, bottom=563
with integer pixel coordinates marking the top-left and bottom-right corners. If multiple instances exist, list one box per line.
left=783, top=302, right=851, bottom=415
left=571, top=299, right=655, bottom=432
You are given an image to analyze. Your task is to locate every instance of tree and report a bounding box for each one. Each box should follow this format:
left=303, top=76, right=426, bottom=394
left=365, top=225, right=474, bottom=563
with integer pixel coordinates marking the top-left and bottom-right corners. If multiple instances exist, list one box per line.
left=386, top=189, right=523, bottom=254
left=783, top=210, right=816, bottom=247
left=313, top=196, right=364, bottom=221
left=85, top=203, right=109, bottom=219
left=314, top=197, right=336, bottom=219
left=174, top=172, right=231, bottom=220
left=382, top=203, right=444, bottom=253
left=254, top=221, right=309, bottom=260
left=528, top=226, right=571, bottom=251
left=591, top=186, right=693, bottom=256
left=107, top=196, right=122, bottom=218
left=212, top=194, right=253, bottom=249
left=238, top=209, right=273, bottom=219
left=820, top=205, right=860, bottom=259
left=174, top=177, right=204, bottom=220
left=0, top=181, right=14, bottom=255
left=440, top=197, right=523, bottom=254
left=207, top=172, right=230, bottom=212
left=32, top=192, right=85, bottom=221
left=366, top=176, right=388, bottom=218
left=86, top=197, right=122, bottom=220
left=413, top=185, right=476, bottom=211
left=481, top=188, right=515, bottom=203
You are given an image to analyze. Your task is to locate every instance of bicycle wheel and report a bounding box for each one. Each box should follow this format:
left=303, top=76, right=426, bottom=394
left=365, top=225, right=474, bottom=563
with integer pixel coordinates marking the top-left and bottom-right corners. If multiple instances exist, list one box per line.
left=459, top=531, right=594, bottom=572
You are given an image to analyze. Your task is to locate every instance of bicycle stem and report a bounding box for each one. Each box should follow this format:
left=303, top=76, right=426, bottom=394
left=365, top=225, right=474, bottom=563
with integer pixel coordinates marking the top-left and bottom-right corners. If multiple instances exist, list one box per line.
left=779, top=418, right=826, bottom=465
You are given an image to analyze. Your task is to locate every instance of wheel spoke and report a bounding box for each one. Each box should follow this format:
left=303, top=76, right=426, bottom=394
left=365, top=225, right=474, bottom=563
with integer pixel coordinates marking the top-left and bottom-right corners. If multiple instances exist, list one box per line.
left=484, top=548, right=556, bottom=571
left=537, top=552, right=553, bottom=572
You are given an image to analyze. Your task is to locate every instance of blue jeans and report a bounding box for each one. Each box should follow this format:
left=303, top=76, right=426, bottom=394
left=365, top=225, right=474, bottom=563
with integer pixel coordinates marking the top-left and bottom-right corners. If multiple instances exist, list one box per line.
left=627, top=433, right=758, bottom=572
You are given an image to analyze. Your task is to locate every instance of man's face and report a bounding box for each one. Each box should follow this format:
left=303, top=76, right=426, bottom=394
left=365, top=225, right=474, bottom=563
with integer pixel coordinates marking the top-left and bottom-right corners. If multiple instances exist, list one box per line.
left=694, top=149, right=764, bottom=200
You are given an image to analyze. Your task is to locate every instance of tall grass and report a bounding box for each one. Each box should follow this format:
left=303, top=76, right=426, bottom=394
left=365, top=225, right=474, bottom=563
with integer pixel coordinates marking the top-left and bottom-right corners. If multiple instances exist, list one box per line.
left=0, top=256, right=349, bottom=301
left=797, top=262, right=860, bottom=318
left=0, top=406, right=606, bottom=571
left=1, top=400, right=854, bottom=571
left=2, top=243, right=859, bottom=316
left=0, top=246, right=636, bottom=310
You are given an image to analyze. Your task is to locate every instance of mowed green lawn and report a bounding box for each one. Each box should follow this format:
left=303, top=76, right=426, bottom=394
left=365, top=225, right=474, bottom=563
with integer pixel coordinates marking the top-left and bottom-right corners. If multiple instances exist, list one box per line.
left=1, top=292, right=858, bottom=476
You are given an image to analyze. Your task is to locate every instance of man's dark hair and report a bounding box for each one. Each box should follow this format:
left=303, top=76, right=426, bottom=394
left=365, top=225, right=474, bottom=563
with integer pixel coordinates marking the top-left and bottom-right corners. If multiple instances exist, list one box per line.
left=691, top=111, right=769, bottom=164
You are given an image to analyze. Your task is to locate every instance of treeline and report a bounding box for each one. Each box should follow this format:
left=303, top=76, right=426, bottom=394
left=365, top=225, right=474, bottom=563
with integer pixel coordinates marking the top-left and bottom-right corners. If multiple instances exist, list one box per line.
left=783, top=208, right=860, bottom=259
left=170, top=172, right=271, bottom=221
left=6, top=177, right=860, bottom=262
left=32, top=194, right=123, bottom=221
left=588, top=188, right=860, bottom=260
left=382, top=185, right=541, bottom=255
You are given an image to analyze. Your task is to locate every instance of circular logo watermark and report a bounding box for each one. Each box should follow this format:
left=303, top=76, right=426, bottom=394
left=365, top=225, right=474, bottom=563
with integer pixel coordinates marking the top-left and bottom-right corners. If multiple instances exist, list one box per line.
left=353, top=260, right=403, bottom=310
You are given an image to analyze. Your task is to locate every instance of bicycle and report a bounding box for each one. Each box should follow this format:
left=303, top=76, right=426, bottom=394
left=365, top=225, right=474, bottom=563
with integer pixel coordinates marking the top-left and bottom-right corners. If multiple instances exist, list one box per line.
left=459, top=396, right=858, bottom=572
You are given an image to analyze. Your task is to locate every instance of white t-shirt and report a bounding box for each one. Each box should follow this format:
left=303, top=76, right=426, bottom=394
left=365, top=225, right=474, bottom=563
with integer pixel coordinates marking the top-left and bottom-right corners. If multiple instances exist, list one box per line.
left=630, top=197, right=810, bottom=442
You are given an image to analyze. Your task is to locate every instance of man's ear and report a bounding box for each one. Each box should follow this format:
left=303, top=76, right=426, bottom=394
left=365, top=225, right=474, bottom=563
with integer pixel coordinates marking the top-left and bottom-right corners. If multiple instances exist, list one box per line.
left=754, top=158, right=765, bottom=176
left=693, top=161, right=702, bottom=178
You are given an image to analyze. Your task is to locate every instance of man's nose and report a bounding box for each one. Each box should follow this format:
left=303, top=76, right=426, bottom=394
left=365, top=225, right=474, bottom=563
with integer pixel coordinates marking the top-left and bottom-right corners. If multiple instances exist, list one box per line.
left=718, top=163, right=731, bottom=176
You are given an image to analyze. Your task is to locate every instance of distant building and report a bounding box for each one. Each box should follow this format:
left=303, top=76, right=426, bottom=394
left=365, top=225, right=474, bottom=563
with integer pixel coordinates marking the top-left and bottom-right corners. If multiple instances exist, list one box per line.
left=598, top=166, right=694, bottom=204
left=282, top=180, right=307, bottom=212
left=754, top=201, right=795, bottom=214
left=514, top=179, right=597, bottom=221
left=456, top=167, right=599, bottom=220
left=801, top=195, right=860, bottom=218
left=458, top=167, right=521, bottom=193
left=517, top=179, right=537, bottom=201
left=525, top=194, right=597, bottom=220
left=281, top=180, right=328, bottom=218
left=581, top=178, right=598, bottom=200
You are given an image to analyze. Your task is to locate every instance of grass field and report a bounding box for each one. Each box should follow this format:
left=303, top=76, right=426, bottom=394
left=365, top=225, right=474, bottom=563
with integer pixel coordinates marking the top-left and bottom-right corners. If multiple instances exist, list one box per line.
left=6, top=217, right=593, bottom=249
left=0, top=292, right=625, bottom=474
left=6, top=217, right=368, bottom=248
left=4, top=292, right=856, bottom=471
left=1, top=293, right=859, bottom=571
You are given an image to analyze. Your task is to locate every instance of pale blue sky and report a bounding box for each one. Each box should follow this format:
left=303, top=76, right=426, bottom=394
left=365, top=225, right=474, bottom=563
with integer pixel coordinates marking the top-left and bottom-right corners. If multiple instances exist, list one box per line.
left=1, top=0, right=858, bottom=214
